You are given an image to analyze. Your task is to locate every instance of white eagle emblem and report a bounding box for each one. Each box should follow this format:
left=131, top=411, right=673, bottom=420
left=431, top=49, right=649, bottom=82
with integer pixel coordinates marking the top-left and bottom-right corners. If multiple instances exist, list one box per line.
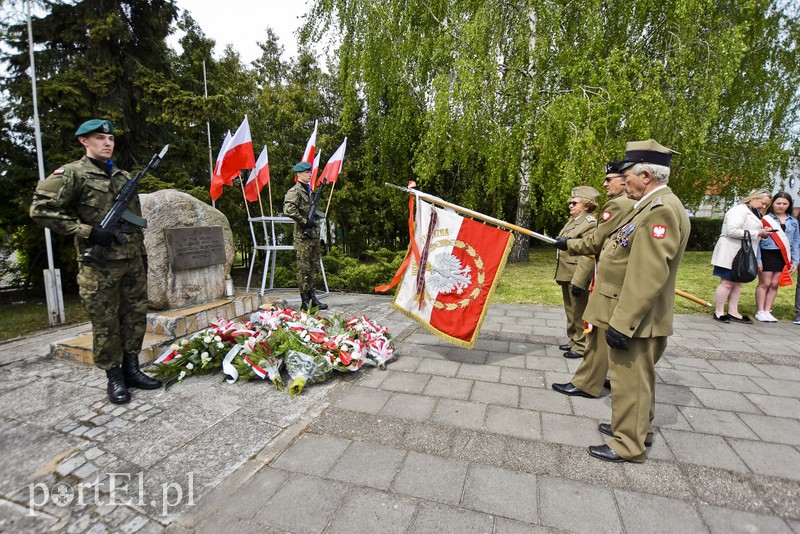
left=652, top=225, right=667, bottom=239
left=426, top=250, right=472, bottom=294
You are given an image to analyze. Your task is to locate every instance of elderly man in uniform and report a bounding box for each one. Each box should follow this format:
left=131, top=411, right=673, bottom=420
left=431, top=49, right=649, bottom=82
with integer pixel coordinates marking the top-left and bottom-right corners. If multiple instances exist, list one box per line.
left=30, top=119, right=161, bottom=405
left=554, top=186, right=600, bottom=359
left=552, top=161, right=636, bottom=397
left=563, top=140, right=689, bottom=463
left=283, top=162, right=328, bottom=312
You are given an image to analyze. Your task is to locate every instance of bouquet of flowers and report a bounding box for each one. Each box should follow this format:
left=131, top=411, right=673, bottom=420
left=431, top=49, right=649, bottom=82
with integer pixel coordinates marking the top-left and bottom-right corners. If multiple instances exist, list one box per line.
left=233, top=331, right=285, bottom=389
left=347, top=315, right=395, bottom=368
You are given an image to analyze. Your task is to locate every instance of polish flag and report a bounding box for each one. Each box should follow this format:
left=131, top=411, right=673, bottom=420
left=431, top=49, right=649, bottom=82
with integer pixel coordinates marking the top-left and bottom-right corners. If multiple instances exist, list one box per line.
left=244, top=145, right=270, bottom=202
left=216, top=115, right=255, bottom=186
left=318, top=137, right=347, bottom=185
left=210, top=131, right=231, bottom=201
left=310, top=151, right=321, bottom=190
left=391, top=199, right=513, bottom=348
left=302, top=119, right=318, bottom=164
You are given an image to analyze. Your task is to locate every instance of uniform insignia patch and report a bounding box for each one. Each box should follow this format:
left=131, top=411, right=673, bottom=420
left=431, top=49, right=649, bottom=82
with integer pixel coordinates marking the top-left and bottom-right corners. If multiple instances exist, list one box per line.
left=586, top=215, right=596, bottom=223
left=53, top=168, right=65, bottom=175
left=652, top=225, right=667, bottom=239
left=602, top=210, right=612, bottom=221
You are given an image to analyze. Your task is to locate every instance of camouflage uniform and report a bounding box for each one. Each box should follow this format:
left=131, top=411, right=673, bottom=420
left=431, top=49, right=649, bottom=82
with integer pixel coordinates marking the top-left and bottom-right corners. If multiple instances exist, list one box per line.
left=30, top=156, right=148, bottom=370
left=283, top=181, right=320, bottom=292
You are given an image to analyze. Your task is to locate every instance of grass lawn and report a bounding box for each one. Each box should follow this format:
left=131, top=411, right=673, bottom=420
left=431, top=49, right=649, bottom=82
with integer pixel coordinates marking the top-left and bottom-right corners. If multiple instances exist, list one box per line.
left=1, top=249, right=796, bottom=342
left=494, top=248, right=798, bottom=320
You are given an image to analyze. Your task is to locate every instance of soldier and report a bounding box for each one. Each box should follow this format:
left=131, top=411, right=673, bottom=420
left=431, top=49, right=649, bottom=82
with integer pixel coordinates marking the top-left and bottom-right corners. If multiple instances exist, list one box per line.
left=563, top=140, right=690, bottom=463
left=283, top=162, right=328, bottom=311
left=554, top=186, right=600, bottom=359
left=30, top=119, right=161, bottom=405
left=552, top=161, right=636, bottom=397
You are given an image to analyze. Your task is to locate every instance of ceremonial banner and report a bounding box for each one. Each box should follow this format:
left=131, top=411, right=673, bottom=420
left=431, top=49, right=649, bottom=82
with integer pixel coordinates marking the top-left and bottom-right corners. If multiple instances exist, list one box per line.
left=392, top=199, right=514, bottom=348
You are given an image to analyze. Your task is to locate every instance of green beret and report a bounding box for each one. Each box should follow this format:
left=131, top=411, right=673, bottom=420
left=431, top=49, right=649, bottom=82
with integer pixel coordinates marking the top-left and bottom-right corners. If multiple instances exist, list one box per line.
left=571, top=185, right=600, bottom=202
left=293, top=162, right=312, bottom=172
left=75, top=119, right=114, bottom=137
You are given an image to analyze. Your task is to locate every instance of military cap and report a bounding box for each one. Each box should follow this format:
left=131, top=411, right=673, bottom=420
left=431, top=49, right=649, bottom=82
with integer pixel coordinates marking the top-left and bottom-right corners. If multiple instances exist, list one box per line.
left=605, top=161, right=623, bottom=175
left=293, top=161, right=312, bottom=172
left=571, top=185, right=600, bottom=202
left=618, top=139, right=678, bottom=171
left=75, top=119, right=114, bottom=137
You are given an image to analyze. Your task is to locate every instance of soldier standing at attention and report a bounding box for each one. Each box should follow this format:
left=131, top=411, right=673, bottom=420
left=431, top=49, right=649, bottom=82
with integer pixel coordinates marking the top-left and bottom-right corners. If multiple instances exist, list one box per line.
left=30, top=119, right=161, bottom=405
left=552, top=161, right=636, bottom=398
left=554, top=186, right=600, bottom=359
left=283, top=162, right=328, bottom=311
left=565, top=139, right=690, bottom=463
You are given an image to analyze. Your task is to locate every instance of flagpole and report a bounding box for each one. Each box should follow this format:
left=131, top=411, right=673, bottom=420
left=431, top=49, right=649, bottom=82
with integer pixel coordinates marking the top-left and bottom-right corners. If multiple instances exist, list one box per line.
left=255, top=175, right=266, bottom=218
left=385, top=183, right=555, bottom=244
left=267, top=181, right=274, bottom=217
left=238, top=173, right=252, bottom=218
left=324, top=181, right=337, bottom=219
left=203, top=60, right=215, bottom=208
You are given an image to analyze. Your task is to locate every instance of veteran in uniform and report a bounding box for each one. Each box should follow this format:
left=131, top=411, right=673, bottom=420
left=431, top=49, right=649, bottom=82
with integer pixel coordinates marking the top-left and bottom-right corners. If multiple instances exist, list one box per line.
left=552, top=161, right=636, bottom=397
left=567, top=140, right=690, bottom=463
left=283, top=161, right=328, bottom=311
left=554, top=186, right=600, bottom=358
left=30, top=119, right=161, bottom=405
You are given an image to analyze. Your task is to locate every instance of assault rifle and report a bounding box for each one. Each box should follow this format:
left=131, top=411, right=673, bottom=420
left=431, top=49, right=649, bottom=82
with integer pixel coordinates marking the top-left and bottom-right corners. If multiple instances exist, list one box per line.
left=83, top=144, right=169, bottom=266
left=304, top=175, right=327, bottom=238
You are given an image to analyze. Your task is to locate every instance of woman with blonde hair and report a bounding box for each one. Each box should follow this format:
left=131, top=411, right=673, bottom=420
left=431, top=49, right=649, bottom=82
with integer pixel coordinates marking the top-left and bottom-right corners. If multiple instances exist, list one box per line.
left=755, top=192, right=800, bottom=322
left=711, top=189, right=773, bottom=323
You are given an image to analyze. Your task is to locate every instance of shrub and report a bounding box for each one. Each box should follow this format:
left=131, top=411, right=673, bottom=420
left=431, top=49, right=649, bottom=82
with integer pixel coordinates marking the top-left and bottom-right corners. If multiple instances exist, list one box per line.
left=687, top=217, right=722, bottom=251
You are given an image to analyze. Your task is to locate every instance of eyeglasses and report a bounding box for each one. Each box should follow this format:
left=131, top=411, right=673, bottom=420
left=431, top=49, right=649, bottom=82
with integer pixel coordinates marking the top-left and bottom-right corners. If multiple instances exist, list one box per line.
left=603, top=176, right=621, bottom=183
left=568, top=201, right=580, bottom=206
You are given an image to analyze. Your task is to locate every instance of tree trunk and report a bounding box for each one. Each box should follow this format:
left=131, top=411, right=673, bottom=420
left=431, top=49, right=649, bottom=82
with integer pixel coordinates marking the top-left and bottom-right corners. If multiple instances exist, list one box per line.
left=510, top=150, right=532, bottom=262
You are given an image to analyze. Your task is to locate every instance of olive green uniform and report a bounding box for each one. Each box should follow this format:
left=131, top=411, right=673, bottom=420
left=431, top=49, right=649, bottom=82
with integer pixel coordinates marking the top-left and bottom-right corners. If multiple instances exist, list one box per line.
left=30, top=156, right=148, bottom=370
left=565, top=193, right=635, bottom=395
left=579, top=187, right=689, bottom=461
left=554, top=214, right=596, bottom=354
left=283, top=182, right=321, bottom=293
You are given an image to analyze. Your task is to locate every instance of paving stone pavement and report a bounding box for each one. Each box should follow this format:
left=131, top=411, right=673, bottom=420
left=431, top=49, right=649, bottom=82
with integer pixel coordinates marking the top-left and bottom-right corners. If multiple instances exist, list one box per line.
left=1, top=293, right=799, bottom=533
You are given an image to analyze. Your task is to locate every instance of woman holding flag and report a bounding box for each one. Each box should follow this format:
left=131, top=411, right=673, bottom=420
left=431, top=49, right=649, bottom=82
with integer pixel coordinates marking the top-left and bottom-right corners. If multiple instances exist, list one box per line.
left=755, top=192, right=800, bottom=322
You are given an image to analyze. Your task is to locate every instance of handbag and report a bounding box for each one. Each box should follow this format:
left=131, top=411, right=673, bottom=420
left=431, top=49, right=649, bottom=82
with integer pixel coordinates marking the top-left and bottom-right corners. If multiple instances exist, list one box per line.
left=731, top=230, right=758, bottom=283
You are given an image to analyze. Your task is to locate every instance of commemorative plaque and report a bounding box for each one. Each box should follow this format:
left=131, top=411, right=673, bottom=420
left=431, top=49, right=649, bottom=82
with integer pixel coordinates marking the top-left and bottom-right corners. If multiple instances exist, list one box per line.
left=165, top=226, right=226, bottom=270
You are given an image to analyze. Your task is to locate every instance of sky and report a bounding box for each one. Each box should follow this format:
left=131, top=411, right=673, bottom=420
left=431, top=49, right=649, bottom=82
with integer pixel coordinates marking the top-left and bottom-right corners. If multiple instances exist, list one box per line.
left=173, top=1, right=313, bottom=64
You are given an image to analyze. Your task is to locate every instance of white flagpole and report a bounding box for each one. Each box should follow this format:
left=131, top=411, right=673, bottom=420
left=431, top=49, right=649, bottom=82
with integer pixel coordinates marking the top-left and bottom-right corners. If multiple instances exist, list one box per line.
left=203, top=60, right=215, bottom=208
left=28, top=0, right=64, bottom=325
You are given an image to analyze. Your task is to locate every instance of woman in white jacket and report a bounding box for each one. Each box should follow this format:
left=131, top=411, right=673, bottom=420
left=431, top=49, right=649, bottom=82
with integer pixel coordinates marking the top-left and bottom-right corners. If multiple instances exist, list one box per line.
left=711, top=189, right=773, bottom=323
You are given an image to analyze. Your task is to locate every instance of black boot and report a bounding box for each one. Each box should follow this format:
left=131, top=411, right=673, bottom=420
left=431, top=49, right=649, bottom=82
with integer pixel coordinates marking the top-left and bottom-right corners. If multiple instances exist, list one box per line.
left=300, top=291, right=310, bottom=311
left=106, top=367, right=131, bottom=404
left=122, top=355, right=162, bottom=390
left=309, top=289, right=328, bottom=310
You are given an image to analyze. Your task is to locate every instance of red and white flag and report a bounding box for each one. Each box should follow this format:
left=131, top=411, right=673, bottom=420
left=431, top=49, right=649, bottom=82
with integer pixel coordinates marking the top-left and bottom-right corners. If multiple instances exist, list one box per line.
left=244, top=145, right=270, bottom=202
left=317, top=137, right=347, bottom=185
left=310, top=151, right=321, bottom=190
left=216, top=115, right=255, bottom=185
left=390, top=199, right=513, bottom=348
left=302, top=119, right=318, bottom=164
left=210, top=131, right=232, bottom=201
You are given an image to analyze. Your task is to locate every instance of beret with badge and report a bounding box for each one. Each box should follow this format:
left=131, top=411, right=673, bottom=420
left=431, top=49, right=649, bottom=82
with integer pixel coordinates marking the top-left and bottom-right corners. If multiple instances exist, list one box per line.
left=75, top=119, right=114, bottom=137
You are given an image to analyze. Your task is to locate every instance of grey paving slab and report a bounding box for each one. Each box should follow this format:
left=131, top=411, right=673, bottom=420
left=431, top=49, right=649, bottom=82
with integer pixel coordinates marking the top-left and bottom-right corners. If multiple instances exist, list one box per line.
left=431, top=398, right=486, bottom=430
left=540, top=413, right=602, bottom=447
left=679, top=407, right=759, bottom=439
left=326, top=441, right=406, bottom=490
left=500, top=367, right=546, bottom=388
left=690, top=387, right=761, bottom=414
left=728, top=439, right=800, bottom=480
left=456, top=362, right=501, bottom=382
left=708, top=360, right=769, bottom=377
left=461, top=463, right=538, bottom=523
left=657, top=368, right=715, bottom=388
left=655, top=383, right=703, bottom=407
left=415, top=359, right=460, bottom=377
left=484, top=405, right=541, bottom=440
left=391, top=451, right=468, bottom=505
left=750, top=376, right=800, bottom=399
left=653, top=403, right=694, bottom=432
left=254, top=473, right=350, bottom=533
left=519, top=386, right=573, bottom=415
left=470, top=381, right=519, bottom=407
left=538, top=477, right=622, bottom=533
left=509, top=342, right=546, bottom=355
left=379, top=370, right=431, bottom=394
left=744, top=393, right=800, bottom=418
left=525, top=354, right=569, bottom=372
left=486, top=352, right=527, bottom=368
left=271, top=433, right=351, bottom=476
left=422, top=375, right=473, bottom=400
left=665, top=356, right=718, bottom=372
left=472, top=339, right=511, bottom=352
left=446, top=348, right=489, bottom=365
left=570, top=396, right=612, bottom=420
left=380, top=392, right=437, bottom=422
left=755, top=364, right=800, bottom=382
left=334, top=385, right=391, bottom=414
left=739, top=413, right=800, bottom=445
left=389, top=355, right=422, bottom=372
left=409, top=501, right=495, bottom=534
left=615, top=489, right=706, bottom=534
left=660, top=429, right=749, bottom=471
left=324, top=487, right=418, bottom=534
left=702, top=372, right=769, bottom=394
left=494, top=518, right=559, bottom=533
left=699, top=505, right=794, bottom=534
left=219, top=467, right=288, bottom=522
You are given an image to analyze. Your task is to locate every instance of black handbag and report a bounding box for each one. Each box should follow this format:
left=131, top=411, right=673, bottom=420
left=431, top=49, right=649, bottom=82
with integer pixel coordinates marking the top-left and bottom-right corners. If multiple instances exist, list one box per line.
left=731, top=230, right=758, bottom=283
